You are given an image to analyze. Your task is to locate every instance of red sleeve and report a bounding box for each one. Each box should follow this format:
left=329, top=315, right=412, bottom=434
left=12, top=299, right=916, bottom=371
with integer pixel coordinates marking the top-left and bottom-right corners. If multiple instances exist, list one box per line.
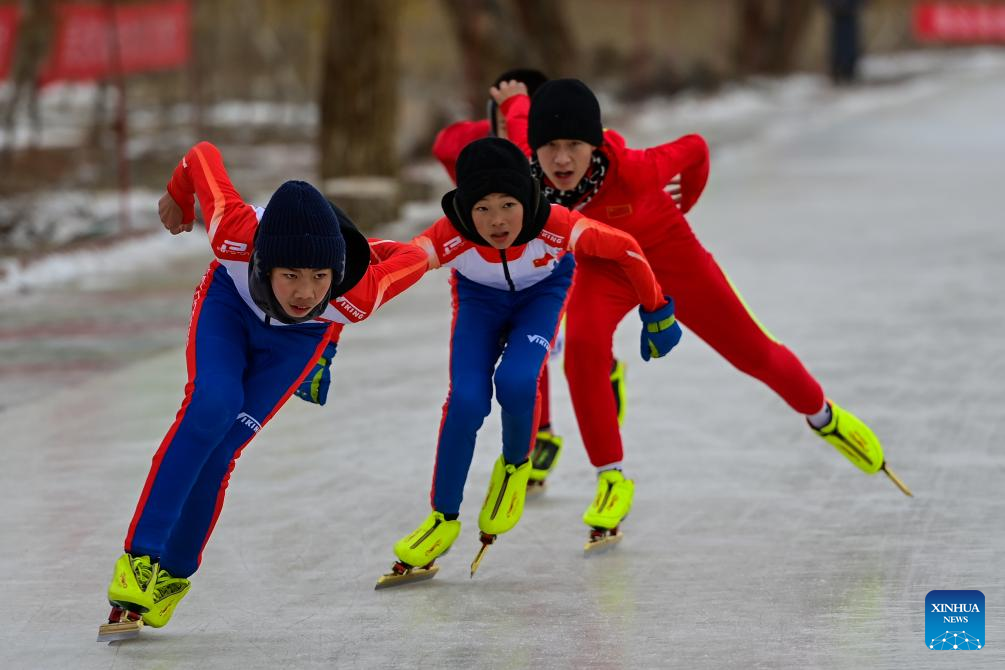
left=335, top=239, right=428, bottom=319
left=499, top=94, right=531, bottom=156
left=566, top=211, right=667, bottom=312
left=500, top=94, right=533, bottom=158
left=432, top=120, right=490, bottom=184
left=166, top=141, right=258, bottom=260
left=635, top=134, right=710, bottom=213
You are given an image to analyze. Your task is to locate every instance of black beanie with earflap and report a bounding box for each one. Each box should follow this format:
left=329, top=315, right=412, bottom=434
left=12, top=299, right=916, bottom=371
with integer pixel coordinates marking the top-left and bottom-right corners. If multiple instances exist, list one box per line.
left=441, top=137, right=550, bottom=247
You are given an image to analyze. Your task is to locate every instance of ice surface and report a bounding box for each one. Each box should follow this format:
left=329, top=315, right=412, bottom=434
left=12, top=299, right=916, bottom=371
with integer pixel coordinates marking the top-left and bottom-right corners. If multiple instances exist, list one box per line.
left=2, top=53, right=1004, bottom=669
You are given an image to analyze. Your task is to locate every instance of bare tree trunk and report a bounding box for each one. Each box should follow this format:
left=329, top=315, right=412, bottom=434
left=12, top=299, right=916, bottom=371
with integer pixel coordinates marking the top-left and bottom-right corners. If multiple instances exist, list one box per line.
left=442, top=0, right=526, bottom=116
left=2, top=0, right=55, bottom=156
left=319, top=0, right=399, bottom=229
left=734, top=0, right=813, bottom=76
left=512, top=0, right=577, bottom=78
left=765, top=0, right=813, bottom=74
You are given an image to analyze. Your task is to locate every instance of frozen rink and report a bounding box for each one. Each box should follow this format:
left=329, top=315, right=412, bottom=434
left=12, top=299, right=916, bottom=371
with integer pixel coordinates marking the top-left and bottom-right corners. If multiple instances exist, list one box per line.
left=3, top=61, right=1005, bottom=669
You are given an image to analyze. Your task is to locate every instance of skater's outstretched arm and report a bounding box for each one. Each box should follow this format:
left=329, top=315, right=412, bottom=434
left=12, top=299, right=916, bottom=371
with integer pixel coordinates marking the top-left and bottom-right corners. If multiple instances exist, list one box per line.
left=558, top=208, right=666, bottom=312
left=333, top=238, right=428, bottom=321
left=163, top=141, right=259, bottom=257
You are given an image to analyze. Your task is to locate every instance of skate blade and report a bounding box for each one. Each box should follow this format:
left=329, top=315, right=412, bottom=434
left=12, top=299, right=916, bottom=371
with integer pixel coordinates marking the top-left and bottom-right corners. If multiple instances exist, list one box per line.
left=374, top=564, right=439, bottom=590
left=584, top=529, right=623, bottom=556
left=97, top=620, right=143, bottom=643
left=470, top=534, right=496, bottom=578
left=881, top=462, right=913, bottom=497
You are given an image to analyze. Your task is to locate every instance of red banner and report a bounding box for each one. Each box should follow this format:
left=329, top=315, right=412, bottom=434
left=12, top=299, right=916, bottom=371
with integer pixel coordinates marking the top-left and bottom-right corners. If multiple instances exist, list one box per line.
left=0, top=0, right=189, bottom=84
left=0, top=5, right=18, bottom=80
left=39, top=0, right=190, bottom=83
left=914, top=3, right=1005, bottom=42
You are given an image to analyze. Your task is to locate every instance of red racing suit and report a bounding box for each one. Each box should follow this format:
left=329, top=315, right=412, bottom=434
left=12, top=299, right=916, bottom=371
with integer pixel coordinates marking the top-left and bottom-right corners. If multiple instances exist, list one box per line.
left=502, top=95, right=825, bottom=467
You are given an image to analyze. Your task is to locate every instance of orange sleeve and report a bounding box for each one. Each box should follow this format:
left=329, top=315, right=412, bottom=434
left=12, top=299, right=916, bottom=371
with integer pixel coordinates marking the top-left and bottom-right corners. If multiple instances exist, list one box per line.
left=166, top=142, right=259, bottom=258
left=568, top=214, right=667, bottom=312
left=337, top=239, right=428, bottom=318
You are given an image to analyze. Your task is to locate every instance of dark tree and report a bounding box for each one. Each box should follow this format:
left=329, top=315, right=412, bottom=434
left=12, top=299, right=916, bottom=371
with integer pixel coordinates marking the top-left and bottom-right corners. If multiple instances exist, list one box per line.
left=735, top=0, right=814, bottom=77
left=319, top=0, right=400, bottom=228
left=442, top=0, right=528, bottom=115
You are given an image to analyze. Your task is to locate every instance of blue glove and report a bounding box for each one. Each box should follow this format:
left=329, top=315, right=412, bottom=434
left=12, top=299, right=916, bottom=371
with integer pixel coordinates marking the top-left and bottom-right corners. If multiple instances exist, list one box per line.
left=639, top=297, right=682, bottom=361
left=295, top=342, right=337, bottom=406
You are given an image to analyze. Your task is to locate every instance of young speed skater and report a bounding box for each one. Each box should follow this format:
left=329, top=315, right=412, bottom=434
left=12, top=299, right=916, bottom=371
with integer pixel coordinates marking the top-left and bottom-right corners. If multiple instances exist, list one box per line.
left=492, top=78, right=912, bottom=545
left=376, top=137, right=682, bottom=587
left=98, top=142, right=427, bottom=642
left=431, top=68, right=629, bottom=492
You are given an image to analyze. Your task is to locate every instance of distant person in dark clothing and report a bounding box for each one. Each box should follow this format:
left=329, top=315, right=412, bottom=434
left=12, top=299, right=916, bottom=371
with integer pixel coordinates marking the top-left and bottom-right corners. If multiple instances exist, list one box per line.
left=825, top=0, right=863, bottom=85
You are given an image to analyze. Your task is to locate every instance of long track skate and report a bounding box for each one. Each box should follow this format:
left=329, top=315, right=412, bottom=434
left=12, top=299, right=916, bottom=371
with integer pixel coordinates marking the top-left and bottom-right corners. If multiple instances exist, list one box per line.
left=97, top=605, right=144, bottom=643
left=375, top=561, right=440, bottom=589
left=584, top=526, right=623, bottom=556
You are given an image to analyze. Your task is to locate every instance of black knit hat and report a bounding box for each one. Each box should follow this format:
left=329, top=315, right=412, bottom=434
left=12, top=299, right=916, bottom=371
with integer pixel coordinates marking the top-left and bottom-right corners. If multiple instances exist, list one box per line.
left=528, top=78, right=604, bottom=150
left=489, top=68, right=549, bottom=138
left=493, top=68, right=549, bottom=97
left=256, top=180, right=346, bottom=279
left=442, top=137, right=549, bottom=246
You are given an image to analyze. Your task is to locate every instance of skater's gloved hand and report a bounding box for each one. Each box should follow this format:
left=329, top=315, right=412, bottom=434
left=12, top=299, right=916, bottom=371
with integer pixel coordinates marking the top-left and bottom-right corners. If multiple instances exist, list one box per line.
left=295, top=342, right=337, bottom=405
left=638, top=297, right=682, bottom=361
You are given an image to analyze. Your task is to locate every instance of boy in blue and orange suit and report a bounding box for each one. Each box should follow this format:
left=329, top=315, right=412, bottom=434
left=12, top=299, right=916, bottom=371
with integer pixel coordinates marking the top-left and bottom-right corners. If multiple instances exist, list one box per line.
left=101, top=142, right=427, bottom=635
left=430, top=68, right=629, bottom=491
left=378, top=137, right=682, bottom=583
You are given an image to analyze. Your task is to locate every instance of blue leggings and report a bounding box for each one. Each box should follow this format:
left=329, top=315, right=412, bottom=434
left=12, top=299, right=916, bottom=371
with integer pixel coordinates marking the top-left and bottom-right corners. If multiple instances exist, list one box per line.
left=431, top=254, right=574, bottom=514
left=125, top=264, right=331, bottom=577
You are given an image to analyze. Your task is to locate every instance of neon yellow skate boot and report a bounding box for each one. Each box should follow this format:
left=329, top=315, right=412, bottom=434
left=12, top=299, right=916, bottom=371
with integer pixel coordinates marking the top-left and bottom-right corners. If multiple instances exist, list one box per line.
left=141, top=567, right=190, bottom=628
left=106, top=554, right=190, bottom=627
left=478, top=456, right=532, bottom=536
left=393, top=511, right=461, bottom=568
left=610, top=359, right=627, bottom=426
left=810, top=400, right=883, bottom=474
left=583, top=469, right=634, bottom=530
left=810, top=400, right=913, bottom=496
left=529, top=430, right=563, bottom=484
left=107, top=553, right=156, bottom=614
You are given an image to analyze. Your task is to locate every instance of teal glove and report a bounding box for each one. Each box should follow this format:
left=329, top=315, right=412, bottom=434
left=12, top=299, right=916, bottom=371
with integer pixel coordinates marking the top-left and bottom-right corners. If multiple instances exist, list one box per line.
left=639, top=297, right=682, bottom=361
left=295, top=342, right=337, bottom=405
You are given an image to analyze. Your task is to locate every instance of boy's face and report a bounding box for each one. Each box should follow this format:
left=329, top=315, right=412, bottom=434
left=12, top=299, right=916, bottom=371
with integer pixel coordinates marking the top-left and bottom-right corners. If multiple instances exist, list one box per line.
left=471, top=193, right=524, bottom=249
left=535, top=139, right=595, bottom=191
left=270, top=267, right=333, bottom=318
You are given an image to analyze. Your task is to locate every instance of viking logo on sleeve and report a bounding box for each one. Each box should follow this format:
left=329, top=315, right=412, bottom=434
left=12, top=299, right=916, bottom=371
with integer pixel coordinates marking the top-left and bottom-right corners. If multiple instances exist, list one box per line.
left=926, top=590, right=984, bottom=650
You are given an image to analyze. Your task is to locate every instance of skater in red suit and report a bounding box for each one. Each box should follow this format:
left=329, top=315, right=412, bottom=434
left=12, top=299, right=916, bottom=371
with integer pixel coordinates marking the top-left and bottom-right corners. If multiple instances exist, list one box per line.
left=492, top=78, right=910, bottom=539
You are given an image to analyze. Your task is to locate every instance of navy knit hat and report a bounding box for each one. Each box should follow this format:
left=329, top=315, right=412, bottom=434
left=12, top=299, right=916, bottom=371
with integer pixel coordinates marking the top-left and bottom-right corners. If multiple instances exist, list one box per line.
left=256, top=180, right=346, bottom=280
left=528, top=78, right=604, bottom=150
left=248, top=180, right=346, bottom=324
left=442, top=137, right=549, bottom=246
